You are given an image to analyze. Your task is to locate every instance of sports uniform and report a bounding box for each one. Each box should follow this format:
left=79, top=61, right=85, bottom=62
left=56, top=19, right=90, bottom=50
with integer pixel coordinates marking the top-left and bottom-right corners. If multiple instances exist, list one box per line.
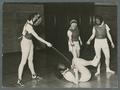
left=17, top=15, right=52, bottom=86
left=87, top=21, right=115, bottom=76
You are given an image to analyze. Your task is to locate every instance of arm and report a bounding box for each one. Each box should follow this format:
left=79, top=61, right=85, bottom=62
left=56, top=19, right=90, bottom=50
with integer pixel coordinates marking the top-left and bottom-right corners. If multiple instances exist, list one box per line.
left=74, top=68, right=79, bottom=84
left=71, top=59, right=75, bottom=69
left=29, top=26, right=52, bottom=47
left=87, top=27, right=96, bottom=45
left=106, top=24, right=115, bottom=48
left=67, top=30, right=74, bottom=45
left=79, top=36, right=83, bottom=45
left=32, top=31, right=50, bottom=45
left=72, top=59, right=78, bottom=84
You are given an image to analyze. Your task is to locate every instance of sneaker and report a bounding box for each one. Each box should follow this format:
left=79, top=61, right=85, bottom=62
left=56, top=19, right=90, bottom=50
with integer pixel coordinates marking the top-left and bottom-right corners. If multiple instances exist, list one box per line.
left=95, top=71, right=100, bottom=76
left=106, top=69, right=115, bottom=74
left=17, top=79, right=24, bottom=87
left=32, top=74, right=42, bottom=80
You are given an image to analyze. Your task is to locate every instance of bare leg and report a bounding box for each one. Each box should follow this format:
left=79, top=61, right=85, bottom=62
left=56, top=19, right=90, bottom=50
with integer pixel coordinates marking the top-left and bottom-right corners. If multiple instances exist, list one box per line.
left=76, top=49, right=80, bottom=58
left=75, top=63, right=91, bottom=82
left=95, top=63, right=101, bottom=76
left=62, top=58, right=92, bottom=83
left=76, top=43, right=80, bottom=58
left=71, top=46, right=77, bottom=68
left=102, top=45, right=115, bottom=74
left=18, top=40, right=30, bottom=80
left=73, top=58, right=91, bottom=82
left=18, top=52, right=29, bottom=80
left=91, top=56, right=101, bottom=67
left=72, top=46, right=78, bottom=58
left=94, top=41, right=101, bottom=75
left=73, top=58, right=91, bottom=66
left=74, top=68, right=79, bottom=84
left=28, top=43, right=36, bottom=76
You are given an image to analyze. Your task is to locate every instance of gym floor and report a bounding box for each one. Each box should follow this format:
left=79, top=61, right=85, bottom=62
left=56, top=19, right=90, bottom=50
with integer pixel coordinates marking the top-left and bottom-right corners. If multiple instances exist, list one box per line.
left=2, top=48, right=118, bottom=88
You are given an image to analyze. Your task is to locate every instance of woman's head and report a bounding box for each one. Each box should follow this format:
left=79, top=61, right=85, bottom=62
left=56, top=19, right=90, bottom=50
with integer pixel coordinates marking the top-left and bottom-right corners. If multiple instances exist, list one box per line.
left=34, top=17, right=42, bottom=26
left=70, top=19, right=77, bottom=29
left=95, top=15, right=104, bottom=25
left=58, top=64, right=67, bottom=73
left=27, top=13, right=42, bottom=26
left=55, top=63, right=67, bottom=79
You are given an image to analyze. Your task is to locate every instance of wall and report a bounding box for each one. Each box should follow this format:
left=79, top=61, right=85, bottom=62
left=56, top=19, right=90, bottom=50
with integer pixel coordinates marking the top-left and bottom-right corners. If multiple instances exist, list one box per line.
left=3, top=3, right=117, bottom=53
left=94, top=5, right=117, bottom=67
left=94, top=5, right=117, bottom=43
left=3, top=3, right=45, bottom=53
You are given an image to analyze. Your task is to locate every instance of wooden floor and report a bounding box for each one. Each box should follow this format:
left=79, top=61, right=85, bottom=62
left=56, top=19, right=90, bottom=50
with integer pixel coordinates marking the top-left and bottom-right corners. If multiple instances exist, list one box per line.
left=24, top=72, right=118, bottom=88
left=2, top=69, right=118, bottom=88
left=2, top=48, right=118, bottom=88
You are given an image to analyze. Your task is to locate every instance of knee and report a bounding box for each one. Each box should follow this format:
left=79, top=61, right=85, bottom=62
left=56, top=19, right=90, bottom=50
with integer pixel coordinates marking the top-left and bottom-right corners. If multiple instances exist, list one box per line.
left=28, top=56, right=33, bottom=62
left=28, top=59, right=33, bottom=65
left=96, top=56, right=101, bottom=60
left=105, top=55, right=110, bottom=60
left=19, top=61, right=26, bottom=68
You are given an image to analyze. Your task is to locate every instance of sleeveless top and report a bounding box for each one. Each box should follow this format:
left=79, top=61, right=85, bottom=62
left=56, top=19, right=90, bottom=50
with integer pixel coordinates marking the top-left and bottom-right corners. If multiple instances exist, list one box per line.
left=23, top=22, right=33, bottom=40
left=69, top=27, right=79, bottom=41
left=24, top=31, right=33, bottom=40
left=95, top=24, right=107, bottom=39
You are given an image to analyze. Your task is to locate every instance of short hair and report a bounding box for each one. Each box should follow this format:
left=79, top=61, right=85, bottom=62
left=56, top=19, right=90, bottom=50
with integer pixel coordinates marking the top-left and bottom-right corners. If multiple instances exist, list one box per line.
left=95, top=15, right=104, bottom=24
left=70, top=19, right=77, bottom=25
left=58, top=63, right=67, bottom=72
left=27, top=13, right=38, bottom=21
left=27, top=13, right=41, bottom=24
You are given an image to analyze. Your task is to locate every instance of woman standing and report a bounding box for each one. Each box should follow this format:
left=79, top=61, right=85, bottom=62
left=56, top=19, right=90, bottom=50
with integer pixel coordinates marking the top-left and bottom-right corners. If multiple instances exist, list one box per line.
left=17, top=13, right=52, bottom=86
left=67, top=19, right=83, bottom=67
left=87, top=15, right=115, bottom=76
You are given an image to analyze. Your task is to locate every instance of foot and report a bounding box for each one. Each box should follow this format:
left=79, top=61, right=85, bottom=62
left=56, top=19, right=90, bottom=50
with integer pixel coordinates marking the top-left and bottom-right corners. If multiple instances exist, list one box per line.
left=95, top=71, right=100, bottom=76
left=73, top=80, right=79, bottom=85
left=32, top=74, right=43, bottom=80
left=17, top=79, right=24, bottom=87
left=106, top=69, right=115, bottom=74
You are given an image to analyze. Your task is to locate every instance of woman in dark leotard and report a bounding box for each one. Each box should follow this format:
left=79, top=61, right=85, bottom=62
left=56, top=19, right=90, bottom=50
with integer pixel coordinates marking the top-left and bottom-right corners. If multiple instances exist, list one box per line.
left=17, top=13, right=52, bottom=86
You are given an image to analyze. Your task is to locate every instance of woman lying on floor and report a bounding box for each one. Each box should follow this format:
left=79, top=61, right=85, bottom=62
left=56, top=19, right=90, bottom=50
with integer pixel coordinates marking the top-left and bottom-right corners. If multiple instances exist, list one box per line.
left=58, top=57, right=99, bottom=84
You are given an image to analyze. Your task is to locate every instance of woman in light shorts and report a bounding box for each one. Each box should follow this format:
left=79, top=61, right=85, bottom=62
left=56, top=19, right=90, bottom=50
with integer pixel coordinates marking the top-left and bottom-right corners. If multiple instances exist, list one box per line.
left=58, top=57, right=98, bottom=84
left=67, top=19, right=83, bottom=68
